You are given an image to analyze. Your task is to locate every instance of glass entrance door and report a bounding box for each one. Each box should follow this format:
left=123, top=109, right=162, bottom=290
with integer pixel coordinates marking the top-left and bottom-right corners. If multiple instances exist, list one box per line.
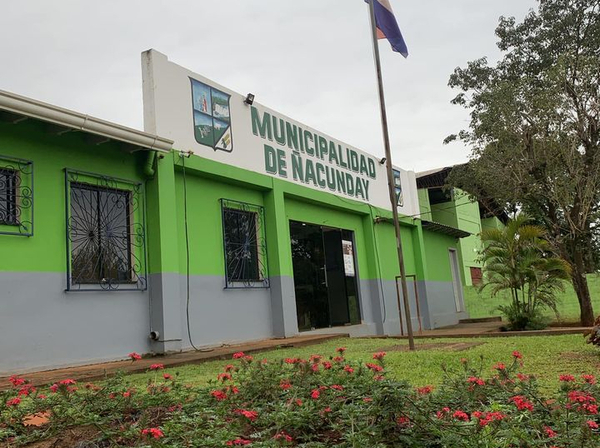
left=290, top=221, right=361, bottom=331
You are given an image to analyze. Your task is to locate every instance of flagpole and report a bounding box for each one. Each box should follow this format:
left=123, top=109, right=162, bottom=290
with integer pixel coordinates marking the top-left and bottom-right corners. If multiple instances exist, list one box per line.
left=367, top=0, right=415, bottom=350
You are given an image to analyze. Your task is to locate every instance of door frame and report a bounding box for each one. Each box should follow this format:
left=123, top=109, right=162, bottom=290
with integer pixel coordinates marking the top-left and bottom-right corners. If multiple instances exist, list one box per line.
left=448, top=248, right=465, bottom=312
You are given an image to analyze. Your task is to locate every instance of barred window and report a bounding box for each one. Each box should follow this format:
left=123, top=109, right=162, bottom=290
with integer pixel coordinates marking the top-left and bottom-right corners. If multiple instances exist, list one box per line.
left=0, top=155, right=33, bottom=236
left=0, top=168, right=17, bottom=225
left=220, top=199, right=269, bottom=288
left=66, top=170, right=146, bottom=291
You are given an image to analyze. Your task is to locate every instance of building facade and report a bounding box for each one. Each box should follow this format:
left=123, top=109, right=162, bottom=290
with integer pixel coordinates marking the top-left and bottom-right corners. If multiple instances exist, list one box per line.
left=417, top=167, right=508, bottom=287
left=0, top=51, right=468, bottom=375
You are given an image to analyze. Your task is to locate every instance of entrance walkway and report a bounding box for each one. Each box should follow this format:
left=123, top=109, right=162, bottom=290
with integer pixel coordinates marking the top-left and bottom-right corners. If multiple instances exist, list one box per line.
left=0, top=333, right=347, bottom=390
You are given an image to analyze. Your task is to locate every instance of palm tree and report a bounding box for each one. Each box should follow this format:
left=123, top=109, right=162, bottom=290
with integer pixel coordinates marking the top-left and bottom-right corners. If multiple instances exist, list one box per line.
left=480, top=214, right=571, bottom=329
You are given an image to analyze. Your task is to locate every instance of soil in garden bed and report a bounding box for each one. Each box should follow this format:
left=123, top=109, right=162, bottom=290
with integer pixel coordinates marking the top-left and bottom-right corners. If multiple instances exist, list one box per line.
left=0, top=425, right=101, bottom=448
left=379, top=342, right=486, bottom=352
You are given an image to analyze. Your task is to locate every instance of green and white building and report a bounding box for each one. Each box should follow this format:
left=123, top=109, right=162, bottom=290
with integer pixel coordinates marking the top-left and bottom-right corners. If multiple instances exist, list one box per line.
left=417, top=167, right=508, bottom=287
left=0, top=50, right=470, bottom=375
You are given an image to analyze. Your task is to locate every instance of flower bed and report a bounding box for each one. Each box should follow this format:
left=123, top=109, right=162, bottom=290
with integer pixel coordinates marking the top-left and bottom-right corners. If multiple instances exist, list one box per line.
left=1, top=349, right=599, bottom=447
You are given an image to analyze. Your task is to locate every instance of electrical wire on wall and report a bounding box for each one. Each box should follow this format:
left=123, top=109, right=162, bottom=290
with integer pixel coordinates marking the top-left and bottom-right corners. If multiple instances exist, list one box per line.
left=180, top=151, right=212, bottom=353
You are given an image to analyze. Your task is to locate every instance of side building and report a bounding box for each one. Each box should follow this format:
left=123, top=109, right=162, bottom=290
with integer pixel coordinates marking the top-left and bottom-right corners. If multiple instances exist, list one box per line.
left=0, top=50, right=469, bottom=375
left=416, top=167, right=508, bottom=287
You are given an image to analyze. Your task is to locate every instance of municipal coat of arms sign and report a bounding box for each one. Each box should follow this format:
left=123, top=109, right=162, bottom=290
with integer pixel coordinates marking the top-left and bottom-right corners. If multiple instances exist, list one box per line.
left=191, top=78, right=233, bottom=152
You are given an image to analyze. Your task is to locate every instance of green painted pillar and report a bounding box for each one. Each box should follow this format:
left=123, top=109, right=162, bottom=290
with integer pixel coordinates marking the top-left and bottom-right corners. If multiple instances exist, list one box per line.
left=264, top=180, right=298, bottom=337
left=146, top=151, right=183, bottom=352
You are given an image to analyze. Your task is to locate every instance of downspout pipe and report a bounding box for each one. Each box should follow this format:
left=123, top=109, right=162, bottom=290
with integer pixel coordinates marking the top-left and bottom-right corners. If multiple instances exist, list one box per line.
left=144, top=150, right=157, bottom=178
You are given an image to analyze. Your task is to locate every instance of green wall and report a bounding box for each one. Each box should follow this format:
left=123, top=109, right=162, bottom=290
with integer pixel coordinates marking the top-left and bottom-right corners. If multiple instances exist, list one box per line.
left=0, top=120, right=146, bottom=274
left=422, top=229, right=457, bottom=282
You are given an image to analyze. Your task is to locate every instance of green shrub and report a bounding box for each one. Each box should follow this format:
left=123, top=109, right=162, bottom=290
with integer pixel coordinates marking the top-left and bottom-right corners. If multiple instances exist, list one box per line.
left=1, top=349, right=599, bottom=447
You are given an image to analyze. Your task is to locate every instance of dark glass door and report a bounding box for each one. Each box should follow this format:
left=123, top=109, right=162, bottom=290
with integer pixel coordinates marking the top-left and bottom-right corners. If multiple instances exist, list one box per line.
left=290, top=221, right=329, bottom=331
left=290, top=221, right=361, bottom=331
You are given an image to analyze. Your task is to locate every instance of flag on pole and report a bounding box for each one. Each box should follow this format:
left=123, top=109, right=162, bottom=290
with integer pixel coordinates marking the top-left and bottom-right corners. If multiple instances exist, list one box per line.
left=365, top=0, right=409, bottom=58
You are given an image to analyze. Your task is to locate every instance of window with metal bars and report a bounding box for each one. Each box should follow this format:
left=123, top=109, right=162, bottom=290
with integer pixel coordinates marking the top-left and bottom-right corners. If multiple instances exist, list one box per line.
left=220, top=199, right=269, bottom=288
left=66, top=170, right=146, bottom=291
left=0, top=168, right=17, bottom=225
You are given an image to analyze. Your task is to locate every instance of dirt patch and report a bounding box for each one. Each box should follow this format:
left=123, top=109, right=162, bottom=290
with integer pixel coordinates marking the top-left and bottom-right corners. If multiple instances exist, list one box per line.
left=380, top=342, right=486, bottom=352
left=0, top=426, right=101, bottom=448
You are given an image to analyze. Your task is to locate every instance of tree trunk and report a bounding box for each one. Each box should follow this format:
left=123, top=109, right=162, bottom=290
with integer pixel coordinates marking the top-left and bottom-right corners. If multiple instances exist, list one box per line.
left=572, top=249, right=595, bottom=326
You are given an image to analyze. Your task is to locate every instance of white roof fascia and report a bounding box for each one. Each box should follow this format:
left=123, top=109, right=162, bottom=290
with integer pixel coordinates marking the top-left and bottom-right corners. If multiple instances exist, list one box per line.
left=0, top=89, right=173, bottom=152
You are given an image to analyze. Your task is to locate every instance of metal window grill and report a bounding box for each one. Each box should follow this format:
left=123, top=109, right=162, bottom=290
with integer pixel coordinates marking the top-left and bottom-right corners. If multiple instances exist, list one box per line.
left=0, top=155, right=33, bottom=236
left=220, top=198, right=269, bottom=289
left=65, top=169, right=147, bottom=291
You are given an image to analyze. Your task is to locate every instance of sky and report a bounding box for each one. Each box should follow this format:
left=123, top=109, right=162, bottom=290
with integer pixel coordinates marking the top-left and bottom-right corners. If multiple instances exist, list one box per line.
left=1, top=0, right=538, bottom=172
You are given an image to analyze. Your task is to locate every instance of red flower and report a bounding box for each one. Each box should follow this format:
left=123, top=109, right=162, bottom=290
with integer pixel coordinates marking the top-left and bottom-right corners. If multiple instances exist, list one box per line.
left=141, top=427, right=164, bottom=439
left=323, top=406, right=332, bottom=413
left=163, top=373, right=173, bottom=380
left=59, top=379, right=76, bottom=385
left=545, top=426, right=558, bottom=438
left=585, top=404, right=599, bottom=414
left=6, top=397, right=21, bottom=407
left=510, top=395, right=534, bottom=412
left=453, top=410, right=469, bottom=421
left=568, top=390, right=596, bottom=404
left=232, top=352, right=245, bottom=359
left=493, top=362, right=506, bottom=371
left=366, top=363, right=384, bottom=372
left=210, top=390, right=227, bottom=401
left=218, top=373, right=232, bottom=382
left=309, top=354, right=322, bottom=362
left=49, top=384, right=59, bottom=393
left=323, top=361, right=332, bottom=369
left=229, top=386, right=240, bottom=394
left=467, top=376, right=485, bottom=386
left=280, top=380, right=292, bottom=390
left=416, top=385, right=434, bottom=395
left=336, top=347, right=346, bottom=354
left=128, top=352, right=142, bottom=361
left=311, top=364, right=319, bottom=372
left=436, top=407, right=451, bottom=419
left=397, top=416, right=410, bottom=426
left=311, top=389, right=321, bottom=399
left=227, top=439, right=252, bottom=446
left=273, top=432, right=293, bottom=442
left=582, top=374, right=596, bottom=384
left=372, top=352, right=386, bottom=361
left=9, top=376, right=26, bottom=387
left=363, top=397, right=373, bottom=403
left=343, top=365, right=354, bottom=374
left=475, top=411, right=506, bottom=427
left=559, top=374, right=576, bottom=382
left=330, top=384, right=344, bottom=391
left=586, top=420, right=599, bottom=429
left=149, top=364, right=164, bottom=371
left=17, top=384, right=36, bottom=396
left=224, top=364, right=235, bottom=372
left=236, top=409, right=259, bottom=421
left=517, top=373, right=530, bottom=382
left=512, top=350, right=523, bottom=359
left=243, top=355, right=254, bottom=362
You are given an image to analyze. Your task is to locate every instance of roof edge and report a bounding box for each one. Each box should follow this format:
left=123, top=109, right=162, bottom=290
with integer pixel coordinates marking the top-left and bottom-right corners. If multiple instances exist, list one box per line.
left=0, top=89, right=173, bottom=152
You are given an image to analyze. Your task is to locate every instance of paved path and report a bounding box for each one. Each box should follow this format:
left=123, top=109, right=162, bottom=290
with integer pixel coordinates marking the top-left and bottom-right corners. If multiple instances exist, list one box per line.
left=0, top=333, right=347, bottom=390
left=393, top=321, right=592, bottom=339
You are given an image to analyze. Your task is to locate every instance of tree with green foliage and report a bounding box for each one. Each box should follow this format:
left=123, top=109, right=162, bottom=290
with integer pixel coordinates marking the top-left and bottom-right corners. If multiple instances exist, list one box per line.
left=445, top=0, right=600, bottom=325
left=480, top=215, right=571, bottom=330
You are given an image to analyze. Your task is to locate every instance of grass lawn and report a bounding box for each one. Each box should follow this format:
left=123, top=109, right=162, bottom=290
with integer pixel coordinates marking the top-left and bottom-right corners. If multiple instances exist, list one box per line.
left=123, top=335, right=599, bottom=393
left=464, top=273, right=600, bottom=322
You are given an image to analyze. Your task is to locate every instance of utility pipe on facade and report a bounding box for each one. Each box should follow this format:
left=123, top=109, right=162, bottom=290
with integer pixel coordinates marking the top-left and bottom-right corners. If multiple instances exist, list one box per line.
left=367, top=0, right=415, bottom=350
